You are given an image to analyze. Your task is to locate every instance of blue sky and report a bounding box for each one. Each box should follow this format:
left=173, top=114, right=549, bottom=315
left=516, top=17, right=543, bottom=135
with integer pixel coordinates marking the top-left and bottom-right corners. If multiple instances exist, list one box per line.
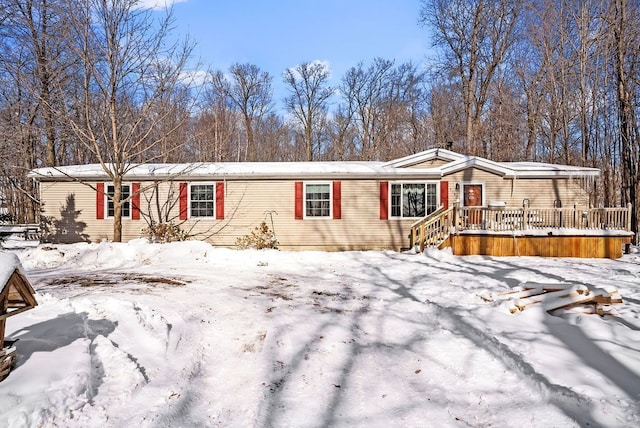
left=146, top=0, right=431, bottom=101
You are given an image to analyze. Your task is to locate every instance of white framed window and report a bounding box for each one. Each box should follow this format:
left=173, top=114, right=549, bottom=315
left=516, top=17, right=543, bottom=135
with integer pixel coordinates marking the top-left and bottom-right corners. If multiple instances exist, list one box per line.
left=189, top=183, right=216, bottom=218
left=106, top=184, right=130, bottom=218
left=304, top=182, right=331, bottom=218
left=390, top=182, right=438, bottom=218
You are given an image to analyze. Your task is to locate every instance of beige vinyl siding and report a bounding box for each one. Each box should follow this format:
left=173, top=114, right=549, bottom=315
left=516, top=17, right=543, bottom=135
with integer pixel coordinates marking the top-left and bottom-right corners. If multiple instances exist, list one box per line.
left=36, top=167, right=592, bottom=250
left=503, top=177, right=590, bottom=207
left=38, top=181, right=136, bottom=242
left=442, top=168, right=591, bottom=208
left=180, top=179, right=413, bottom=251
left=38, top=179, right=415, bottom=251
left=407, top=159, right=450, bottom=168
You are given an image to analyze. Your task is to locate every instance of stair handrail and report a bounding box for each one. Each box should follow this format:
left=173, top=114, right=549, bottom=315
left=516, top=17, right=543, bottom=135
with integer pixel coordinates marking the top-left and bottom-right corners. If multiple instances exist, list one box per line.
left=410, top=205, right=455, bottom=252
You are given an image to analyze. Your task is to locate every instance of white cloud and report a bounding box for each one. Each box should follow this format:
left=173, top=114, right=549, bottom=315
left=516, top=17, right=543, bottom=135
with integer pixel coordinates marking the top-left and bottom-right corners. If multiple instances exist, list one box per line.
left=179, top=69, right=209, bottom=86
left=137, top=0, right=189, bottom=11
left=285, top=59, right=332, bottom=81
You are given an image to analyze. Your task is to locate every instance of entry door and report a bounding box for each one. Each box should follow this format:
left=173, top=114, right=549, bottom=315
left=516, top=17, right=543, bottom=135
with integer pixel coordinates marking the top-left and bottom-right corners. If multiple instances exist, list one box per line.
left=463, top=184, right=483, bottom=225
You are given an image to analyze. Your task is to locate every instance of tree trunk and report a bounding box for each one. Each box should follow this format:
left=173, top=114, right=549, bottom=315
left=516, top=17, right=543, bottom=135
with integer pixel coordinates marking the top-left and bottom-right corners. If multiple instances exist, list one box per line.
left=113, top=177, right=122, bottom=242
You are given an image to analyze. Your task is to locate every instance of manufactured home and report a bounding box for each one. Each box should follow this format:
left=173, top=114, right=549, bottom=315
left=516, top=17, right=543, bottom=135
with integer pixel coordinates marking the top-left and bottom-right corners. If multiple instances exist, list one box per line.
left=28, top=149, right=633, bottom=257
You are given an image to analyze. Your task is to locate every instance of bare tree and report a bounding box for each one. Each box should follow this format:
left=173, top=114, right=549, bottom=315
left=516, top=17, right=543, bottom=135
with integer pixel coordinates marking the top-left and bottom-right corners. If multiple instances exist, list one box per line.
left=283, top=61, right=334, bottom=161
left=607, top=0, right=639, bottom=240
left=420, top=0, right=520, bottom=156
left=326, top=104, right=358, bottom=161
left=340, top=58, right=394, bottom=160
left=0, top=0, right=80, bottom=223
left=211, top=63, right=273, bottom=161
left=254, top=113, right=293, bottom=161
left=429, top=76, right=467, bottom=151
left=0, top=0, right=74, bottom=167
left=0, top=44, right=40, bottom=223
left=190, top=82, right=240, bottom=162
left=483, top=68, right=528, bottom=161
left=339, top=58, right=429, bottom=160
left=63, top=0, right=194, bottom=242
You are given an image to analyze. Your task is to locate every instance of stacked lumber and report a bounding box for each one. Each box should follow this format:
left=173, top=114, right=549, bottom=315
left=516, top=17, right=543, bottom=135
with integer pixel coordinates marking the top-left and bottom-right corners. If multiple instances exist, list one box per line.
left=495, top=282, right=623, bottom=314
left=0, top=345, right=17, bottom=381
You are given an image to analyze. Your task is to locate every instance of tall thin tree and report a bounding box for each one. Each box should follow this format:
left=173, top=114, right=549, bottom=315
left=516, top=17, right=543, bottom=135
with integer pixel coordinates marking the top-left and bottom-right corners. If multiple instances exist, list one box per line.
left=283, top=61, right=334, bottom=161
left=64, top=0, right=194, bottom=242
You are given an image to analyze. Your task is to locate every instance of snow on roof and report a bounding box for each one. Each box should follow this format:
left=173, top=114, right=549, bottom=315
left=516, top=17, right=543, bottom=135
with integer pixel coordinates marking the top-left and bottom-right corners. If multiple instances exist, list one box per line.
left=28, top=161, right=443, bottom=181
left=503, top=161, right=600, bottom=177
left=0, top=251, right=22, bottom=293
left=27, top=150, right=600, bottom=181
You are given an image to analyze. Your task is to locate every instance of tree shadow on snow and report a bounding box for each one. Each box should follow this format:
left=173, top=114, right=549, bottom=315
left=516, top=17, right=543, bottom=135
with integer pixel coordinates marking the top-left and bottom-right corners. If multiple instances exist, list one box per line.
left=256, top=256, right=451, bottom=427
left=544, top=317, right=640, bottom=400
left=255, top=250, right=639, bottom=427
left=342, top=251, right=622, bottom=426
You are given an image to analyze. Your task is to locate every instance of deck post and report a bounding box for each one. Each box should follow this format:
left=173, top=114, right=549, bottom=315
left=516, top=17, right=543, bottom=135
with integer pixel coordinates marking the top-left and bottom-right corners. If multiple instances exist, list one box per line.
left=411, top=224, right=419, bottom=250
left=454, top=201, right=460, bottom=232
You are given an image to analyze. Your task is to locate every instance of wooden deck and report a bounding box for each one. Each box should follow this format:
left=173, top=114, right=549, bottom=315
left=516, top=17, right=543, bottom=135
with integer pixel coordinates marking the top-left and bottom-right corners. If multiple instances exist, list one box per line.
left=450, top=234, right=632, bottom=259
left=410, top=203, right=634, bottom=258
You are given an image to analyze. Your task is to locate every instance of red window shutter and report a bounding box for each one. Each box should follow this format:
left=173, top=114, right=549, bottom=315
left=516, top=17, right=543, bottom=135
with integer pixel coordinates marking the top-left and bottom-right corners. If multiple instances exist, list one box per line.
left=295, top=182, right=303, bottom=220
left=333, top=181, right=341, bottom=219
left=179, top=182, right=188, bottom=220
left=216, top=182, right=225, bottom=220
left=96, top=182, right=105, bottom=220
left=131, top=182, right=141, bottom=220
left=440, top=181, right=449, bottom=209
left=379, top=181, right=389, bottom=220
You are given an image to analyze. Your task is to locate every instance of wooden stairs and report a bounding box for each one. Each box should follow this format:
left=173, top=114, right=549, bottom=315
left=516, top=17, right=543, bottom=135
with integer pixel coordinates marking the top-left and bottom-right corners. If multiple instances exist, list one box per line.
left=409, top=206, right=454, bottom=252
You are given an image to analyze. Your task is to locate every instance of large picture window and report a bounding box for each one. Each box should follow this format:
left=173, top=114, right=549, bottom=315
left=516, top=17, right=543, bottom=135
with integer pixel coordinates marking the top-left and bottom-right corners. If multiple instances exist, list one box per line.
left=390, top=183, right=437, bottom=218
left=107, top=184, right=130, bottom=218
left=305, top=183, right=331, bottom=218
left=190, top=184, right=215, bottom=217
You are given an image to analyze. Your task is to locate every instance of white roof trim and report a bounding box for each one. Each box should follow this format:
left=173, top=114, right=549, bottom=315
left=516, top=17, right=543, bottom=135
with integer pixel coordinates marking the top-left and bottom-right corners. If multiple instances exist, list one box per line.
left=440, top=157, right=513, bottom=177
left=383, top=148, right=465, bottom=167
left=386, top=149, right=600, bottom=178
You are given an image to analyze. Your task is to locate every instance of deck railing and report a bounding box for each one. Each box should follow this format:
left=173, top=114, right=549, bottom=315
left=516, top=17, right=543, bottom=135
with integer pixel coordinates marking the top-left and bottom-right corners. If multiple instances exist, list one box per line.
left=409, top=203, right=633, bottom=251
left=409, top=206, right=454, bottom=252
left=455, top=203, right=633, bottom=232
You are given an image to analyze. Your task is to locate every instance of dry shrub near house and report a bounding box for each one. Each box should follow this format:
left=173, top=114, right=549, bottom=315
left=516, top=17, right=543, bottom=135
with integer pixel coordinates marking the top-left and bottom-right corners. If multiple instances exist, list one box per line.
left=142, top=223, right=187, bottom=243
left=236, top=222, right=278, bottom=250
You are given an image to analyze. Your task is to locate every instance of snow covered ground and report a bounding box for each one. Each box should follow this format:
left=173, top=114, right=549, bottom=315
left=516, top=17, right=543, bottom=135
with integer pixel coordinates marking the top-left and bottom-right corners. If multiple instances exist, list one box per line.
left=0, top=238, right=639, bottom=427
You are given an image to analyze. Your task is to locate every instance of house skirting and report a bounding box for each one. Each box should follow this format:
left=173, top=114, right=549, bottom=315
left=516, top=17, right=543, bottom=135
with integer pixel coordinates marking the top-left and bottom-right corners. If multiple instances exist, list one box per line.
left=449, top=234, right=633, bottom=259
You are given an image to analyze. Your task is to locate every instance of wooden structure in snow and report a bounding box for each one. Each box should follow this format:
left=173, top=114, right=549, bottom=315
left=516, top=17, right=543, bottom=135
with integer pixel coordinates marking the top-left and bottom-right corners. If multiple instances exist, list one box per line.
left=0, top=224, right=40, bottom=240
left=0, top=252, right=37, bottom=381
left=493, top=282, right=623, bottom=315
